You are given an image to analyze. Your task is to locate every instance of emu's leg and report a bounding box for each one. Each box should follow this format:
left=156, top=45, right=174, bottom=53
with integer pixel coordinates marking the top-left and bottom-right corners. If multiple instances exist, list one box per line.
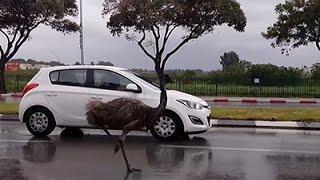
left=114, top=120, right=141, bottom=173
left=100, top=126, right=112, bottom=136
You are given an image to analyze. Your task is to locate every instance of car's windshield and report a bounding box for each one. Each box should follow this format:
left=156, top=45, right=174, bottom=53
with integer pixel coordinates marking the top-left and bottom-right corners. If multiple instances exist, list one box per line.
left=123, top=70, right=160, bottom=89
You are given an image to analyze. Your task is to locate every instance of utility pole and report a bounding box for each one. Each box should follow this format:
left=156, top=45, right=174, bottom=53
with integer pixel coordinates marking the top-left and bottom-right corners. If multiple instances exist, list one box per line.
left=80, top=0, right=85, bottom=65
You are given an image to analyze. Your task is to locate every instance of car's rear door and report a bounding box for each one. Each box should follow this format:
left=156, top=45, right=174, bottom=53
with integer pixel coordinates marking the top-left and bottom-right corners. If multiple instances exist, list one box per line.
left=89, top=69, right=143, bottom=106
left=45, top=68, right=90, bottom=126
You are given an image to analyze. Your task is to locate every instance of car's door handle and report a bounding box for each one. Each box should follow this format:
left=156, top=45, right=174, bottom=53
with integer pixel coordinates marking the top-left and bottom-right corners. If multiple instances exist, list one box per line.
left=91, top=96, right=102, bottom=100
left=46, top=93, right=58, bottom=97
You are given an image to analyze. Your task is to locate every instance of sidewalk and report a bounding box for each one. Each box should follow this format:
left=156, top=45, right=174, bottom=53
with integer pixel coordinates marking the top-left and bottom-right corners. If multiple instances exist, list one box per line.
left=0, top=93, right=23, bottom=97
left=200, top=96, right=320, bottom=104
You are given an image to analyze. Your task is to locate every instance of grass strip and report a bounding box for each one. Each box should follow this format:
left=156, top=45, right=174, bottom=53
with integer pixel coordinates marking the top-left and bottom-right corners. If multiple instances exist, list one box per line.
left=212, top=107, right=320, bottom=122
left=0, top=103, right=19, bottom=115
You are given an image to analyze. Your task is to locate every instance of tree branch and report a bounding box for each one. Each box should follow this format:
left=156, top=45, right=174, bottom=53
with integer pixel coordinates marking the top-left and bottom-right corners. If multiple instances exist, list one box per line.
left=161, top=32, right=200, bottom=70
left=0, top=45, right=4, bottom=57
left=151, top=26, right=160, bottom=56
left=138, top=31, right=156, bottom=62
left=159, top=24, right=179, bottom=56
left=317, top=28, right=320, bottom=51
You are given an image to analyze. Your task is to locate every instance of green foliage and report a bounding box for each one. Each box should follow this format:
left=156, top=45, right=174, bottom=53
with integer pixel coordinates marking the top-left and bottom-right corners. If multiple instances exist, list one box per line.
left=246, top=64, right=303, bottom=85
left=262, top=0, right=320, bottom=53
left=97, top=61, right=114, bottom=66
left=220, top=51, right=240, bottom=71
left=311, top=63, right=320, bottom=79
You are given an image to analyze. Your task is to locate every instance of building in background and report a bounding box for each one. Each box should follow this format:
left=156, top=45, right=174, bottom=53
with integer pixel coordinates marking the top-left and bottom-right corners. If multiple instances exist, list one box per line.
left=5, top=59, right=63, bottom=72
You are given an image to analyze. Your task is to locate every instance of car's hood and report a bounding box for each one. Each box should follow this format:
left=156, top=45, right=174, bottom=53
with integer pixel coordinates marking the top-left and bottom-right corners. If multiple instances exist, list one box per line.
left=167, top=90, right=208, bottom=106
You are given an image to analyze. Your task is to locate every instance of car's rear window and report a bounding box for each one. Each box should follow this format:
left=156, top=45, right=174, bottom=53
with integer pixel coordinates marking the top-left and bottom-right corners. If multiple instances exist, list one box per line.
left=49, top=69, right=87, bottom=87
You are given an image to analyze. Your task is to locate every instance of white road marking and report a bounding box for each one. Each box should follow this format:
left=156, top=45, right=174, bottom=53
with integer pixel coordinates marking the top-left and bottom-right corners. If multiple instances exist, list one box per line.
left=161, top=144, right=320, bottom=154
left=0, top=139, right=51, bottom=143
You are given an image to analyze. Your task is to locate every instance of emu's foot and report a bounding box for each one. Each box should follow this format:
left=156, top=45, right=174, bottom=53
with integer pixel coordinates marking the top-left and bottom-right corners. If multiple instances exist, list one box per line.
left=127, top=168, right=141, bottom=173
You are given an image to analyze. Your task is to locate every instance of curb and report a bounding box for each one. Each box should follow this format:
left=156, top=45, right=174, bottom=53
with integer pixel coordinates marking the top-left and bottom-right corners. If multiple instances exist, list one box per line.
left=211, top=119, right=320, bottom=130
left=0, top=93, right=23, bottom=98
left=205, top=98, right=318, bottom=104
left=1, top=115, right=320, bottom=130
left=0, top=114, right=19, bottom=121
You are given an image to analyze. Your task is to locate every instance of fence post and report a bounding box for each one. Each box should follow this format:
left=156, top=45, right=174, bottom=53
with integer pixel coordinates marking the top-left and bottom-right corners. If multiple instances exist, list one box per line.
left=215, top=84, right=218, bottom=96
left=16, top=75, right=19, bottom=93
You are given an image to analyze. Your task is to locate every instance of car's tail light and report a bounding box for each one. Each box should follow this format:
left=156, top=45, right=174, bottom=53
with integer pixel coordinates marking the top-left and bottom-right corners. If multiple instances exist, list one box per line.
left=23, top=83, right=39, bottom=96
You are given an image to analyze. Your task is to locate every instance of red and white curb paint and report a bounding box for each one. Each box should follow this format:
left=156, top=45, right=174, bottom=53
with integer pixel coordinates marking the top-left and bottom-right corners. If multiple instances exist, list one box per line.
left=204, top=98, right=319, bottom=104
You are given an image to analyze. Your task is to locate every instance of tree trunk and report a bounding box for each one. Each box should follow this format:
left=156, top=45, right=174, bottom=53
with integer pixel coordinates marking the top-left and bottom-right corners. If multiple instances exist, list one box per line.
left=316, top=41, right=320, bottom=52
left=0, top=64, right=6, bottom=94
left=155, top=66, right=168, bottom=114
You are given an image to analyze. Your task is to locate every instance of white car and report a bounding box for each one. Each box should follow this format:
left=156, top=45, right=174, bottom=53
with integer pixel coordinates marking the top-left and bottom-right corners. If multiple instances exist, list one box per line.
left=19, top=65, right=211, bottom=141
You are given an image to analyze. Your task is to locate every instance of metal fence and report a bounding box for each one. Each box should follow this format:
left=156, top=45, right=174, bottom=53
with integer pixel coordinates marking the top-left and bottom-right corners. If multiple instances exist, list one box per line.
left=5, top=75, right=320, bottom=97
left=5, top=75, right=34, bottom=93
left=162, top=77, right=320, bottom=98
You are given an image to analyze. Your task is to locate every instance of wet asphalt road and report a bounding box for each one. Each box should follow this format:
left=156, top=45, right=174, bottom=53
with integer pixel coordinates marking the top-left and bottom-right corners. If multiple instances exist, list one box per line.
left=1, top=121, right=320, bottom=180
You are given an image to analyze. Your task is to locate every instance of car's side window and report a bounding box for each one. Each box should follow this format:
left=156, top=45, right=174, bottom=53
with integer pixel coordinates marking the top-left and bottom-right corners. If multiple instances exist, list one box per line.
left=93, top=70, right=134, bottom=91
left=50, top=69, right=87, bottom=87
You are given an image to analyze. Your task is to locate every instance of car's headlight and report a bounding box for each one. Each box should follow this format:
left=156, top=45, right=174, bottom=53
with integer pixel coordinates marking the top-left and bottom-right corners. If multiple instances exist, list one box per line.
left=177, top=99, right=204, bottom=110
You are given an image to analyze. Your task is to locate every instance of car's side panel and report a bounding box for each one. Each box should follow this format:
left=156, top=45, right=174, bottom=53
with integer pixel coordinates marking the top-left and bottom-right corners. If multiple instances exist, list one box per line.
left=44, top=84, right=90, bottom=126
left=19, top=91, right=64, bottom=125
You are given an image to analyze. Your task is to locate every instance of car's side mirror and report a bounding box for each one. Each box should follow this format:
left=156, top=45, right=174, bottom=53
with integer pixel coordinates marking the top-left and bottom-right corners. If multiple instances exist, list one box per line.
left=126, top=83, right=141, bottom=93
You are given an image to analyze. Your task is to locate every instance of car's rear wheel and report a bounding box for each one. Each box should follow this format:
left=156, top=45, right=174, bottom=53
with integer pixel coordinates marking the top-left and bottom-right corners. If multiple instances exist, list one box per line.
left=25, top=107, right=56, bottom=137
left=150, top=112, right=183, bottom=141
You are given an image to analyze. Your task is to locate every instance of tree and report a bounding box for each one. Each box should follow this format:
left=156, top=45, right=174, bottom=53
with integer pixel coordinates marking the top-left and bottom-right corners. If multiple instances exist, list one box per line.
left=97, top=61, right=114, bottom=66
left=0, top=0, right=79, bottom=93
left=311, top=63, right=320, bottom=80
left=246, top=64, right=303, bottom=85
left=103, top=0, right=246, bottom=111
left=262, top=0, right=320, bottom=55
left=220, top=51, right=240, bottom=71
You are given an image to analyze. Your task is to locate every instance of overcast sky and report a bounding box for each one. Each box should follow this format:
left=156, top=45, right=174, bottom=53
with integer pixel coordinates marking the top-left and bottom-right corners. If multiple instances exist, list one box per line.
left=9, top=0, right=320, bottom=71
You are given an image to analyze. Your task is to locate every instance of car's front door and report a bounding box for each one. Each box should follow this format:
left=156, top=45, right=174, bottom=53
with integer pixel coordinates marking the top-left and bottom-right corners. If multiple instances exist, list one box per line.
left=88, top=69, right=143, bottom=113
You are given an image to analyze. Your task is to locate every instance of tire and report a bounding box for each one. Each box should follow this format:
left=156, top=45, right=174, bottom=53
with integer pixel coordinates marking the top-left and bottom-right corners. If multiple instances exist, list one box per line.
left=150, top=111, right=183, bottom=141
left=25, top=107, right=56, bottom=137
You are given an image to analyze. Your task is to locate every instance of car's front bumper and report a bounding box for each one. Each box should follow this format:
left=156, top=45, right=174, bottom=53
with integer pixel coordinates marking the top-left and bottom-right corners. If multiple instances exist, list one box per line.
left=178, top=106, right=212, bottom=134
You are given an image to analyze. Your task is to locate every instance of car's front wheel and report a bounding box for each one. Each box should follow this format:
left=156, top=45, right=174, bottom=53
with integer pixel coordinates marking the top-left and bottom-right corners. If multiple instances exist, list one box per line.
left=150, top=112, right=183, bottom=141
left=25, top=107, right=56, bottom=137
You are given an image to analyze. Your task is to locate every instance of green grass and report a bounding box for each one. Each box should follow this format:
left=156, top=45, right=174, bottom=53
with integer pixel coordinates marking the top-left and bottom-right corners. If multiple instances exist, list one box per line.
left=0, top=103, right=19, bottom=115
left=212, top=107, right=320, bottom=122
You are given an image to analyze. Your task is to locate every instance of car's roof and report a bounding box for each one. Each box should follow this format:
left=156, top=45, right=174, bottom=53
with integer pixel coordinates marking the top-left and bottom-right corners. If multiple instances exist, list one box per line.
left=42, top=65, right=127, bottom=71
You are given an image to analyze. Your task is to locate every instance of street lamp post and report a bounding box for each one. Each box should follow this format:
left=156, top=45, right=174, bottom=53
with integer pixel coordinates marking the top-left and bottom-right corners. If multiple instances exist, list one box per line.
left=80, top=0, right=85, bottom=65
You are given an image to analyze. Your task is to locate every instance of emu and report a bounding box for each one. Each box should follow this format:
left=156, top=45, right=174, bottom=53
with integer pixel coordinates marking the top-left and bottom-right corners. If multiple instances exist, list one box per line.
left=86, top=98, right=163, bottom=172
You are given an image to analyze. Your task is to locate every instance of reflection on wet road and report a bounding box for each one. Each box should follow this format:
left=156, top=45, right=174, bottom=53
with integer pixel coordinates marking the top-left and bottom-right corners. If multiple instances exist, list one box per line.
left=1, top=121, right=320, bottom=180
